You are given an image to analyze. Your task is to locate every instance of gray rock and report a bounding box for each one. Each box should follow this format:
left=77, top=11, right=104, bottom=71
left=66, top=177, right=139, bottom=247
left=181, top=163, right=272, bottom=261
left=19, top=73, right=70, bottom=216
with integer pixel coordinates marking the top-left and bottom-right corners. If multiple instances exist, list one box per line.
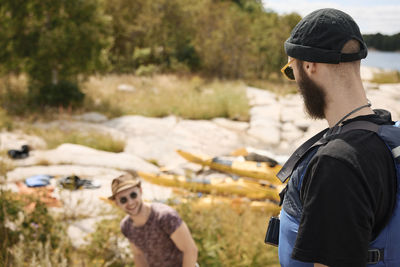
left=211, top=118, right=249, bottom=132
left=246, top=87, right=278, bottom=106
left=281, top=122, right=304, bottom=142
left=247, top=121, right=281, bottom=146
left=250, top=105, right=281, bottom=123
left=117, top=84, right=136, bottom=92
left=110, top=115, right=246, bottom=167
left=73, top=112, right=108, bottom=123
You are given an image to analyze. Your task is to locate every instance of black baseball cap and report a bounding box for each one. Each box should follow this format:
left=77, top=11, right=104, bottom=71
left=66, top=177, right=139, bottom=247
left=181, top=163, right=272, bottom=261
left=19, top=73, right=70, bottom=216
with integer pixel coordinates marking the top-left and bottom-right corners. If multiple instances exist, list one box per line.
left=284, top=8, right=368, bottom=64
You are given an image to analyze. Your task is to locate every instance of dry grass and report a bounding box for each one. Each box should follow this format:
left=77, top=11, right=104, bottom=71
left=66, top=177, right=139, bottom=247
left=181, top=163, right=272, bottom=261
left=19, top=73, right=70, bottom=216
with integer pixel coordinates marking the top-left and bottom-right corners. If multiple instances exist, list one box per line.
left=26, top=127, right=125, bottom=153
left=82, top=74, right=250, bottom=121
left=246, top=79, right=298, bottom=96
left=371, top=70, right=400, bottom=84
left=0, top=74, right=258, bottom=122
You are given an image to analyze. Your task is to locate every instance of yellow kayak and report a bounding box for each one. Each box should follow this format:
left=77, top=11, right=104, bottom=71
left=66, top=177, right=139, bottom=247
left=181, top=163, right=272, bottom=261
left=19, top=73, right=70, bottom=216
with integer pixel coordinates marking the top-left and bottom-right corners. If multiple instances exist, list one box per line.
left=137, top=171, right=280, bottom=202
left=176, top=150, right=282, bottom=185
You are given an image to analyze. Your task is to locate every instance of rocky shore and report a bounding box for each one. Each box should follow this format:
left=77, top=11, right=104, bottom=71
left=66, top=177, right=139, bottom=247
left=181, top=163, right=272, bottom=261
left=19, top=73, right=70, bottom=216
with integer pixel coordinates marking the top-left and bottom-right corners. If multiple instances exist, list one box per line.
left=1, top=66, right=399, bottom=246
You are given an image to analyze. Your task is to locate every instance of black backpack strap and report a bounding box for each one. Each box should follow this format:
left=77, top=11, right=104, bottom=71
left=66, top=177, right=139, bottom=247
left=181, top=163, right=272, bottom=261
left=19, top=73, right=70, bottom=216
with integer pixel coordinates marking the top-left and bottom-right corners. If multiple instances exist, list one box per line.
left=340, top=120, right=380, bottom=134
left=277, top=121, right=380, bottom=183
left=277, top=128, right=329, bottom=183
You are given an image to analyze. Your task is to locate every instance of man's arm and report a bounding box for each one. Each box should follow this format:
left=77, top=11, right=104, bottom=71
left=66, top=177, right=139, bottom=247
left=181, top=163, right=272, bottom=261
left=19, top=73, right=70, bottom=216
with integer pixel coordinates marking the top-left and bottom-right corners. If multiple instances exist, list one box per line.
left=170, top=222, right=198, bottom=267
left=315, top=264, right=328, bottom=267
left=130, top=242, right=149, bottom=267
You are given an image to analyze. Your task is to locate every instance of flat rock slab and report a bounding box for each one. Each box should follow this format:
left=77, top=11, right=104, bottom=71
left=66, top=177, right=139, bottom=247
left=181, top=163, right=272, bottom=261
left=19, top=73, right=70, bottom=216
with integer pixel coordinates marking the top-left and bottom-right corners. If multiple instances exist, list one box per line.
left=108, top=116, right=249, bottom=167
left=0, top=131, right=47, bottom=150
left=12, top=143, right=159, bottom=174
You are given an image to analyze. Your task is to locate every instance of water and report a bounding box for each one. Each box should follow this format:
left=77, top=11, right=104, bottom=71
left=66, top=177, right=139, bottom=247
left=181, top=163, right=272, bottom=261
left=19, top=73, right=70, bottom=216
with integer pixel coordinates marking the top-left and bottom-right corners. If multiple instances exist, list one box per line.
left=362, top=50, right=400, bottom=71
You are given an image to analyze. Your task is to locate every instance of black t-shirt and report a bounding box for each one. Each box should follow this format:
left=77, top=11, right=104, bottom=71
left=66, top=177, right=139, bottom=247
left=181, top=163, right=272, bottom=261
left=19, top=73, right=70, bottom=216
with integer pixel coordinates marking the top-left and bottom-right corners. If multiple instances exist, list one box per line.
left=292, top=112, right=397, bottom=267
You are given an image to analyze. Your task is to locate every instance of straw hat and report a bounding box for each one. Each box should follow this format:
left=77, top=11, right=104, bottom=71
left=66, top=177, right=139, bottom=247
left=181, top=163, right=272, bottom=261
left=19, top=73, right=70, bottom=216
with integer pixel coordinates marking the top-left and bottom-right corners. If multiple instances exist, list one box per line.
left=108, top=173, right=141, bottom=200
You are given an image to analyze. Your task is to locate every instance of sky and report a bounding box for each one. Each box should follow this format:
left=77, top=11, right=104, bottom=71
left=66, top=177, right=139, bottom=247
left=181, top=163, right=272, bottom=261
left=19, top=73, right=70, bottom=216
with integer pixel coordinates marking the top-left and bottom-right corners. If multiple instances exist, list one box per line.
left=262, top=0, right=400, bottom=35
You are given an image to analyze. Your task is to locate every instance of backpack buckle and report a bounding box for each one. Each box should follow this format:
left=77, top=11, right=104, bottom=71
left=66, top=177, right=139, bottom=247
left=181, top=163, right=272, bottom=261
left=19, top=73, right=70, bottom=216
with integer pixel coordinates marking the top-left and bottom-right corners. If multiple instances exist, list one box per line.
left=367, top=248, right=384, bottom=264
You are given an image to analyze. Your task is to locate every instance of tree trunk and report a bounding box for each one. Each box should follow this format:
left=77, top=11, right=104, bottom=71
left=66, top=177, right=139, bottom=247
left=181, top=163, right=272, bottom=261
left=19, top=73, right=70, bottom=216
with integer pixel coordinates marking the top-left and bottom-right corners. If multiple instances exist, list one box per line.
left=52, top=68, right=58, bottom=85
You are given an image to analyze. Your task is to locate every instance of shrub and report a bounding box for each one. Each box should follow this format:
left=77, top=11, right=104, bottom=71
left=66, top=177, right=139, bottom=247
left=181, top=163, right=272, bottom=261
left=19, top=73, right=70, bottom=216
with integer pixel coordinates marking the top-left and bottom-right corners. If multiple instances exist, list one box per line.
left=82, top=213, right=135, bottom=267
left=29, top=81, right=85, bottom=107
left=0, top=189, right=71, bottom=266
left=135, top=64, right=159, bottom=76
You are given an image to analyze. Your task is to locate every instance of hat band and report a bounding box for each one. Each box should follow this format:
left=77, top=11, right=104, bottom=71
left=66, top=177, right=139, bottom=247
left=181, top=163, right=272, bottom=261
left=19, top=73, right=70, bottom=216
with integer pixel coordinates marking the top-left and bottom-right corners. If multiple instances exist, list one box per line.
left=285, top=42, right=367, bottom=64
left=109, top=181, right=140, bottom=200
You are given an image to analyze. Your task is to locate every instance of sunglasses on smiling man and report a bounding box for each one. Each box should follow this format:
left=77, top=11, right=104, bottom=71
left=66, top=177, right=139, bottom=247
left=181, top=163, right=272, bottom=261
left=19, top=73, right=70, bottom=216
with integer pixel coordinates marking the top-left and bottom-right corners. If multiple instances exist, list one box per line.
left=281, top=58, right=295, bottom=81
left=119, top=191, right=138, bottom=204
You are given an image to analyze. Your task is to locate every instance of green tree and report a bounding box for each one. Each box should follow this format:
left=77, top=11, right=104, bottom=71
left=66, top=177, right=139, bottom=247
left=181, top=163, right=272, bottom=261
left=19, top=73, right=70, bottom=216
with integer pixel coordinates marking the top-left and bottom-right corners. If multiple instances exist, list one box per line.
left=192, top=1, right=253, bottom=78
left=363, top=32, right=400, bottom=51
left=105, top=0, right=198, bottom=73
left=0, top=0, right=112, bottom=106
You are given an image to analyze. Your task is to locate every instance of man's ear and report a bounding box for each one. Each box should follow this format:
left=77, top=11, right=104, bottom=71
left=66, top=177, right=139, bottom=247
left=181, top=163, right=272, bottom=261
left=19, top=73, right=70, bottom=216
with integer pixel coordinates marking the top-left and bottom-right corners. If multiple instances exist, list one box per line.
left=304, top=61, right=317, bottom=74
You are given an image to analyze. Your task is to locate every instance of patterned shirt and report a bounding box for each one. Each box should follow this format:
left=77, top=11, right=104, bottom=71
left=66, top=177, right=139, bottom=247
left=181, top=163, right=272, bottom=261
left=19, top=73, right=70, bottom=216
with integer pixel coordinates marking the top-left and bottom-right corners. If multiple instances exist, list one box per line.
left=121, top=202, right=183, bottom=267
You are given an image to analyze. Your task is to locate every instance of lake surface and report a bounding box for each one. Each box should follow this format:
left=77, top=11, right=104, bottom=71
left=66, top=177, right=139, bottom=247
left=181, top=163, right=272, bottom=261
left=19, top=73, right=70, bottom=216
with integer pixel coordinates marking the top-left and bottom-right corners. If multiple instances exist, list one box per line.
left=362, top=50, right=400, bottom=71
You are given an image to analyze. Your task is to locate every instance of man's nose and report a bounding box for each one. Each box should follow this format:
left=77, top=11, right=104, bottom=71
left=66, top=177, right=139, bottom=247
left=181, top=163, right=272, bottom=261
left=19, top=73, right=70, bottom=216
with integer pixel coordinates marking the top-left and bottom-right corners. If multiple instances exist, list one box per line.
left=127, top=196, right=136, bottom=205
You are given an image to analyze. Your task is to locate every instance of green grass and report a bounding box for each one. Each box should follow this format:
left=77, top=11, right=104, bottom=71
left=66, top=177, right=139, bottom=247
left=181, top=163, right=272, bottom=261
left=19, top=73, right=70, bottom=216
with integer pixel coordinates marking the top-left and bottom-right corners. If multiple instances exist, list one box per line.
left=371, top=70, right=400, bottom=84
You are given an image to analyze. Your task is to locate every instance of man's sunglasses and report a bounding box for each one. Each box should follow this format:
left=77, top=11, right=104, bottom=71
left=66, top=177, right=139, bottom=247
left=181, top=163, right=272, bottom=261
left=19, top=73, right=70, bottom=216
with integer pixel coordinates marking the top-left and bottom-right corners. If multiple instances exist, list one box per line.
left=119, top=192, right=138, bottom=204
left=281, top=58, right=295, bottom=81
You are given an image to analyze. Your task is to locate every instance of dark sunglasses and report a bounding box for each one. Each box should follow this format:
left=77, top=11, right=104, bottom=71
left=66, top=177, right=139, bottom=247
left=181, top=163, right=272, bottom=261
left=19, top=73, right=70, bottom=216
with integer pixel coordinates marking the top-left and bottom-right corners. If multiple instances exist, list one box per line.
left=119, top=191, right=138, bottom=204
left=281, top=58, right=295, bottom=81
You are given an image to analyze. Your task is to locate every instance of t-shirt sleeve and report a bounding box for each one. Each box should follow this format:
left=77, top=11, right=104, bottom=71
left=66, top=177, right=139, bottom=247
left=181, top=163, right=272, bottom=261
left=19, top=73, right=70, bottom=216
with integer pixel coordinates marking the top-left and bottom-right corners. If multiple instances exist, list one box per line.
left=292, top=155, right=375, bottom=267
left=159, top=205, right=183, bottom=236
left=120, top=215, right=130, bottom=238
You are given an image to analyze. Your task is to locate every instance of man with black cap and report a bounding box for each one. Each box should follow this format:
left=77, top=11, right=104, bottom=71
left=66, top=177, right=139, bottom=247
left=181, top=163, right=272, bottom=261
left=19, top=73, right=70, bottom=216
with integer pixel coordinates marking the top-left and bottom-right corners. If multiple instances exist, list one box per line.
left=275, top=8, right=399, bottom=267
left=109, top=173, right=198, bottom=267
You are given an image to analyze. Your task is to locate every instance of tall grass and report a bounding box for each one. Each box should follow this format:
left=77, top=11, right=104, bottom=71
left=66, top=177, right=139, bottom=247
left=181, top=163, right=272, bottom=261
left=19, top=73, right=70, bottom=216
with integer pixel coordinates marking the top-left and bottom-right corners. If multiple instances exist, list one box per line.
left=83, top=74, right=250, bottom=121
left=175, top=199, right=280, bottom=267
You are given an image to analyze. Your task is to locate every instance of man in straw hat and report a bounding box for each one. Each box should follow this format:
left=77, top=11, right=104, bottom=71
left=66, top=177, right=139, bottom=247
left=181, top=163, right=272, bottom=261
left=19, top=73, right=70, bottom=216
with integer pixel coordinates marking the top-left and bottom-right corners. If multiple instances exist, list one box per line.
left=109, top=173, right=198, bottom=267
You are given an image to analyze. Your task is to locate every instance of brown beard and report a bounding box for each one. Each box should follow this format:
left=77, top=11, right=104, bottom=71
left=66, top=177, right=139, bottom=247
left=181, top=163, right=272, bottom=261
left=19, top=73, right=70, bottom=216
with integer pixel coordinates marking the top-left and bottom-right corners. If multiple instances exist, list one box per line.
left=296, top=61, right=327, bottom=119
